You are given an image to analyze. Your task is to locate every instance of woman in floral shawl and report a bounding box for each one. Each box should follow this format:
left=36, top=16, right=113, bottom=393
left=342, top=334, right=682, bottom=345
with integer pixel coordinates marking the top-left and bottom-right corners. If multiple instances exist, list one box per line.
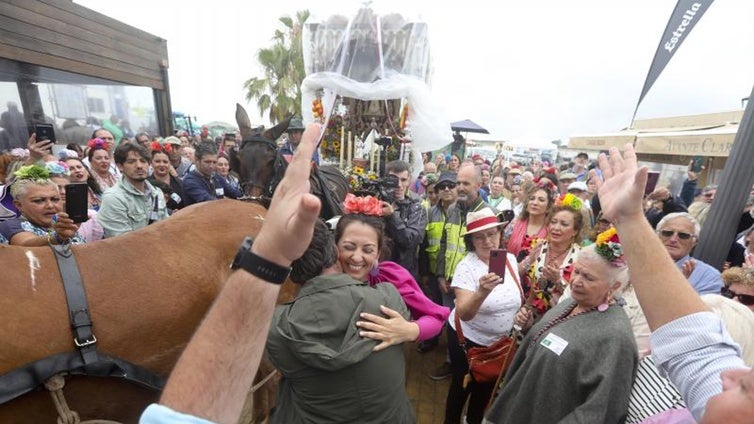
left=517, top=194, right=585, bottom=318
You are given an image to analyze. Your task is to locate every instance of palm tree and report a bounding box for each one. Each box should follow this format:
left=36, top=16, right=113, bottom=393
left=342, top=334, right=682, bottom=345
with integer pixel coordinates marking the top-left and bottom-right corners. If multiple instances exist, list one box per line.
left=244, top=10, right=310, bottom=124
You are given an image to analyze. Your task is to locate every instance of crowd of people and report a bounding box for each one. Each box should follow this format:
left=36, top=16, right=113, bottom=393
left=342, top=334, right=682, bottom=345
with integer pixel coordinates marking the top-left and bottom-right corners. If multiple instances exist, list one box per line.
left=2, top=121, right=754, bottom=423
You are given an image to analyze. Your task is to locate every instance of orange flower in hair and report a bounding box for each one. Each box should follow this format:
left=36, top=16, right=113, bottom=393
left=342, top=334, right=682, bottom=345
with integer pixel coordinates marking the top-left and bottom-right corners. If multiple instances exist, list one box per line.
left=150, top=141, right=172, bottom=154
left=342, top=193, right=383, bottom=216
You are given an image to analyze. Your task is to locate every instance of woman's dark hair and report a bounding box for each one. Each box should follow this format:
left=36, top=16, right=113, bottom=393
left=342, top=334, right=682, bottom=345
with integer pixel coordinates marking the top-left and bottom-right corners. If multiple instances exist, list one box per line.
left=334, top=213, right=389, bottom=261
left=150, top=179, right=173, bottom=196
left=64, top=157, right=103, bottom=196
left=87, top=143, right=109, bottom=162
left=290, top=220, right=338, bottom=284
left=519, top=185, right=555, bottom=221
left=549, top=205, right=585, bottom=245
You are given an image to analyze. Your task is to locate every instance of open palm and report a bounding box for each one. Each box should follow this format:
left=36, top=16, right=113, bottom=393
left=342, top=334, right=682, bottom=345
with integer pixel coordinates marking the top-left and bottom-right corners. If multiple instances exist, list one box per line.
left=594, top=145, right=648, bottom=225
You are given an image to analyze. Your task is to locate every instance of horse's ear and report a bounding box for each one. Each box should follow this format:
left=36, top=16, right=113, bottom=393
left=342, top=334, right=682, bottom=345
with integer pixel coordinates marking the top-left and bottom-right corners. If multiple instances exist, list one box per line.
left=236, top=103, right=254, bottom=140
left=263, top=116, right=292, bottom=142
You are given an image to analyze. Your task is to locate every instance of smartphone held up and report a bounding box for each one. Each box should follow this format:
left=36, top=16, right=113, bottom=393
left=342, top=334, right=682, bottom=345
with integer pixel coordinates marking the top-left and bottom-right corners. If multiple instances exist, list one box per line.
left=65, top=183, right=89, bottom=223
left=489, top=249, right=508, bottom=282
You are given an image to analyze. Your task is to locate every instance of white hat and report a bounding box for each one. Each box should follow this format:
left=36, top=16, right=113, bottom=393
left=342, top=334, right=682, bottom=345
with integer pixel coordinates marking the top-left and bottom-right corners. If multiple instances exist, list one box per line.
left=465, top=207, right=506, bottom=235
left=567, top=181, right=588, bottom=192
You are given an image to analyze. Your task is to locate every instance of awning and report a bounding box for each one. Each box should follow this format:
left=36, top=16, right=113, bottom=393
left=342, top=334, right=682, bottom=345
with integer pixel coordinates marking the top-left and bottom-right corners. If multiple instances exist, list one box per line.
left=567, top=132, right=637, bottom=151
left=633, top=125, right=739, bottom=157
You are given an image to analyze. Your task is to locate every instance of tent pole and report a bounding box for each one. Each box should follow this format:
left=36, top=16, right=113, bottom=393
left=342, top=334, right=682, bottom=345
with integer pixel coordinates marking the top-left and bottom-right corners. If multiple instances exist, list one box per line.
left=694, top=84, right=754, bottom=269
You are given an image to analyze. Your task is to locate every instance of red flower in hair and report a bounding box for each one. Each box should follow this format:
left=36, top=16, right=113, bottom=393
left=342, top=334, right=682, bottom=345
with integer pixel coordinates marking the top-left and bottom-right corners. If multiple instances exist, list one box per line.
left=342, top=193, right=383, bottom=216
left=150, top=141, right=172, bottom=154
left=87, top=137, right=111, bottom=151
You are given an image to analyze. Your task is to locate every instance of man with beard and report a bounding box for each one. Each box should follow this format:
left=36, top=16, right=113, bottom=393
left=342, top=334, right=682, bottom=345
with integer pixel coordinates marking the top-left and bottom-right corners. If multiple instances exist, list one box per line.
left=430, top=164, right=498, bottom=379
left=98, top=143, right=167, bottom=238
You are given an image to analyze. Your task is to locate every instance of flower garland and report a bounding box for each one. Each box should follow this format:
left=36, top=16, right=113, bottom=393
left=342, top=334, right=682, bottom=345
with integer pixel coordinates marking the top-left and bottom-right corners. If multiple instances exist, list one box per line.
left=45, top=161, right=70, bottom=177
left=14, top=164, right=50, bottom=181
left=342, top=193, right=382, bottom=216
left=87, top=137, right=111, bottom=151
left=557, top=193, right=582, bottom=210
left=346, top=166, right=379, bottom=191
left=150, top=140, right=173, bottom=154
left=595, top=227, right=625, bottom=267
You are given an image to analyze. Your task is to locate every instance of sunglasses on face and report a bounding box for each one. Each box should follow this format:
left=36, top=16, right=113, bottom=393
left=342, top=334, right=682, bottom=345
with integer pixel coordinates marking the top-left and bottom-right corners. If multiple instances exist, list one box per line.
left=721, top=287, right=754, bottom=306
left=659, top=230, right=694, bottom=240
left=436, top=183, right=456, bottom=191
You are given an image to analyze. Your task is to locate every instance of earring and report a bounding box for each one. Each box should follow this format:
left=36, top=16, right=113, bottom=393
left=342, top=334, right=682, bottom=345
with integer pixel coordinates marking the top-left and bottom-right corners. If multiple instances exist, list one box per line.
left=598, top=292, right=612, bottom=312
left=369, top=262, right=380, bottom=279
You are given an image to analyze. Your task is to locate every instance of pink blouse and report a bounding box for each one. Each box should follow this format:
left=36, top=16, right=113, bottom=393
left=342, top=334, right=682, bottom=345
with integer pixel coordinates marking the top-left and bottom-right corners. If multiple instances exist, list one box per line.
left=506, top=218, right=548, bottom=258
left=368, top=261, right=450, bottom=341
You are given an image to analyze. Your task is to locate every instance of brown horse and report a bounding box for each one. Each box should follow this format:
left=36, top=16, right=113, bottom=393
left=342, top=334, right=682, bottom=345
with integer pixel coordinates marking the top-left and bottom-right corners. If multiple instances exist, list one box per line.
left=0, top=200, right=297, bottom=423
left=230, top=104, right=349, bottom=220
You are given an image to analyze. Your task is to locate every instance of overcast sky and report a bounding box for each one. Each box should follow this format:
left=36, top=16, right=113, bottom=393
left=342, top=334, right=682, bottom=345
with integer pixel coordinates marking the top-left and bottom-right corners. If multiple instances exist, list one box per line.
left=76, top=0, right=753, bottom=147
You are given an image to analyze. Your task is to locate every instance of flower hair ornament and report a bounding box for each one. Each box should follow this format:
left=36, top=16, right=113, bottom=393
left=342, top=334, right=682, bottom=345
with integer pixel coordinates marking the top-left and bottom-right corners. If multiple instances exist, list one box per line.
left=14, top=164, right=50, bottom=182
left=342, top=193, right=383, bottom=216
left=557, top=193, right=582, bottom=210
left=87, top=137, right=111, bottom=151
left=150, top=140, right=173, bottom=154
left=595, top=227, right=625, bottom=267
left=45, top=161, right=70, bottom=177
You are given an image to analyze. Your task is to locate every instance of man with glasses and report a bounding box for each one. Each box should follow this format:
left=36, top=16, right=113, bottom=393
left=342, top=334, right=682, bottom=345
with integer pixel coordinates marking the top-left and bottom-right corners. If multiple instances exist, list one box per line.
left=656, top=212, right=722, bottom=295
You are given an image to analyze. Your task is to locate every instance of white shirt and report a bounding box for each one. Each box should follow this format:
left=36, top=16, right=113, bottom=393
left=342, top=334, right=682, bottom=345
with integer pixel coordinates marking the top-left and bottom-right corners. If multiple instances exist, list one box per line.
left=448, top=252, right=522, bottom=346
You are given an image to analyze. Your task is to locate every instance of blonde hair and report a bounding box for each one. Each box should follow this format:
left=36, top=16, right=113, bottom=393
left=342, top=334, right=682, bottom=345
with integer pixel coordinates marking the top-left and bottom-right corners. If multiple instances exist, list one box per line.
left=722, top=267, right=754, bottom=289
left=701, top=294, right=754, bottom=366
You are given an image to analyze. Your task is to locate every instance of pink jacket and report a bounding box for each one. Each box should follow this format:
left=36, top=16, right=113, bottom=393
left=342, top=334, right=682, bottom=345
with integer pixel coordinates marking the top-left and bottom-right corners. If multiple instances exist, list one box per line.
left=368, top=261, right=450, bottom=341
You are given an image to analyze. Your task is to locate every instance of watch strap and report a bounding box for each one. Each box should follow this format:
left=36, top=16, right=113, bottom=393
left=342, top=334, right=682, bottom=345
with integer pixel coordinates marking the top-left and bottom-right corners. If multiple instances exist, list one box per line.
left=232, top=237, right=291, bottom=285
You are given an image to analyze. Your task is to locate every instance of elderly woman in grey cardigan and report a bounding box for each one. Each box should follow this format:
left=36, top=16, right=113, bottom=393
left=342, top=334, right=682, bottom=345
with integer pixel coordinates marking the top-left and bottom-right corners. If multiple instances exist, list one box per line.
left=485, top=233, right=637, bottom=424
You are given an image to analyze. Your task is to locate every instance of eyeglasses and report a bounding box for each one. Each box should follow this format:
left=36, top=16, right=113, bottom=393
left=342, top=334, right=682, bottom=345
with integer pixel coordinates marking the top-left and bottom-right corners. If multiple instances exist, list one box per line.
left=471, top=230, right=500, bottom=242
left=437, top=183, right=456, bottom=191
left=659, top=230, right=695, bottom=240
left=703, top=193, right=714, bottom=198
left=721, top=287, right=754, bottom=306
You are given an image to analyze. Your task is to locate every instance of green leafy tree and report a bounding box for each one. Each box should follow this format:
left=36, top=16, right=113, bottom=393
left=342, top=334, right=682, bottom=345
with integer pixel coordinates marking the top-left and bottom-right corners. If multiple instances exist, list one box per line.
left=244, top=10, right=309, bottom=124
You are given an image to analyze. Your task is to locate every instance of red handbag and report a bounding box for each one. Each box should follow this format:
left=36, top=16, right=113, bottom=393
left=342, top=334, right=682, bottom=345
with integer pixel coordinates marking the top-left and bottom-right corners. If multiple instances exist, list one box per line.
left=455, top=260, right=524, bottom=385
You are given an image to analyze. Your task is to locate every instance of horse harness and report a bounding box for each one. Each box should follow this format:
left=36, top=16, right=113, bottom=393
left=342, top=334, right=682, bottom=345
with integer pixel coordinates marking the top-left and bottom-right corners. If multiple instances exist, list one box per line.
left=238, top=137, right=286, bottom=206
left=0, top=243, right=165, bottom=421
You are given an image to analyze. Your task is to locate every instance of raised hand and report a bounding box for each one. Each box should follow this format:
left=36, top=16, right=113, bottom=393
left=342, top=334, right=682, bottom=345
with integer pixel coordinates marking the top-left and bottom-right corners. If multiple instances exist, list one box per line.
left=251, top=123, right=323, bottom=266
left=593, top=144, right=648, bottom=225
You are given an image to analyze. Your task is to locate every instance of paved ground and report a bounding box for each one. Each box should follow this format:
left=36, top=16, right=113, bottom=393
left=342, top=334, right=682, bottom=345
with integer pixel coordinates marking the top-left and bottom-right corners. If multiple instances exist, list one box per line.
left=405, top=337, right=451, bottom=424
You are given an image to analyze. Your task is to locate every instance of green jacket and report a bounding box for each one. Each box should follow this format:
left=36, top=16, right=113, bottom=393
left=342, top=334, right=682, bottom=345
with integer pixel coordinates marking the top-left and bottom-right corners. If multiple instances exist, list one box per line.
left=266, top=274, right=416, bottom=424
left=98, top=177, right=167, bottom=238
left=436, top=197, right=489, bottom=280
left=425, top=203, right=449, bottom=275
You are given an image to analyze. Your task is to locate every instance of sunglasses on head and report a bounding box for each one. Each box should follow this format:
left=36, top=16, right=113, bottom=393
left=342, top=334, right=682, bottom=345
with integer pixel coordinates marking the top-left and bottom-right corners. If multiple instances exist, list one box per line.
left=659, top=230, right=694, bottom=240
left=721, top=287, right=754, bottom=306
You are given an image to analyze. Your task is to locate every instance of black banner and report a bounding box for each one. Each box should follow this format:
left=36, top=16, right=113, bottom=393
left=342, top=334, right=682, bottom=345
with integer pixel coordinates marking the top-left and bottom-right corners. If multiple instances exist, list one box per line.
left=633, top=0, right=715, bottom=121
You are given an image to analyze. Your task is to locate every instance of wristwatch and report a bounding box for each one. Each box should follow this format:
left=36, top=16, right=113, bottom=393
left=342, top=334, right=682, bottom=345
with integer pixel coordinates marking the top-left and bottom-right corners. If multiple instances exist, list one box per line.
left=230, top=236, right=291, bottom=285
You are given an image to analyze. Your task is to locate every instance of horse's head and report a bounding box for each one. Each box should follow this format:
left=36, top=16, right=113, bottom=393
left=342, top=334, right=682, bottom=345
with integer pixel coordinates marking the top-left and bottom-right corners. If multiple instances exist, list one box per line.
left=231, top=104, right=291, bottom=207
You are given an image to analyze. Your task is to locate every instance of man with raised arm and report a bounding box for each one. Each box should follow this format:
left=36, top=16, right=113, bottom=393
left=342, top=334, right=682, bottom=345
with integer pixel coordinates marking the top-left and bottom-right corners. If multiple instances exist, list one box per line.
left=140, top=124, right=323, bottom=424
left=590, top=145, right=751, bottom=424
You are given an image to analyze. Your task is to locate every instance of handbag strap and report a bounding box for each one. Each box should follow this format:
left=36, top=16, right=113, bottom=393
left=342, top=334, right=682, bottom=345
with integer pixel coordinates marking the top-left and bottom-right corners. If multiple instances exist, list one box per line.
left=454, top=257, right=525, bottom=352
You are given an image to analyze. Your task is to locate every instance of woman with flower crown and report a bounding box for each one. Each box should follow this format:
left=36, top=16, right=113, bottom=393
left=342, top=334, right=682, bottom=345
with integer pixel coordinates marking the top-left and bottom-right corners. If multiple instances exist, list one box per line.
left=0, top=164, right=84, bottom=245
left=86, top=137, right=117, bottom=190
left=484, top=228, right=637, bottom=423
left=147, top=141, right=185, bottom=212
left=335, top=193, right=450, bottom=350
left=516, top=193, right=585, bottom=318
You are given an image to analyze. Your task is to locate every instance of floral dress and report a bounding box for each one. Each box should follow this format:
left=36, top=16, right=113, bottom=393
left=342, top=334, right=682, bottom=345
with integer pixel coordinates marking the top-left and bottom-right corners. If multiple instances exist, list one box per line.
left=524, top=240, right=580, bottom=317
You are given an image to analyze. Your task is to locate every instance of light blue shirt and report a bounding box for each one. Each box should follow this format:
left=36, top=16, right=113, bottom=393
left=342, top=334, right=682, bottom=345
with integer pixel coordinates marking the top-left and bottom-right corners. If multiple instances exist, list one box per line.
left=140, top=404, right=215, bottom=424
left=650, top=312, right=748, bottom=420
left=675, top=255, right=723, bottom=295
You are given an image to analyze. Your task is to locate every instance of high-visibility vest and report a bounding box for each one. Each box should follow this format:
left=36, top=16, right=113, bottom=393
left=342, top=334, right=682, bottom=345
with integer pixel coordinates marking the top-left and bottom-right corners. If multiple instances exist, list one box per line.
left=425, top=205, right=446, bottom=274
left=442, top=198, right=488, bottom=279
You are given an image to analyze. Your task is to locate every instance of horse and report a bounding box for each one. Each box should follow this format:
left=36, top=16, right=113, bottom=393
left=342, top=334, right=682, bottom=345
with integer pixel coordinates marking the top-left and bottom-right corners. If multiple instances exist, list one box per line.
left=230, top=104, right=349, bottom=220
left=0, top=200, right=297, bottom=423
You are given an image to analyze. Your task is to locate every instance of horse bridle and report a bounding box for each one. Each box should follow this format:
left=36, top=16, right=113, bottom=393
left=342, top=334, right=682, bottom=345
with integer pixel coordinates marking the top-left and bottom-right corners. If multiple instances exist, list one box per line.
left=238, top=138, right=286, bottom=206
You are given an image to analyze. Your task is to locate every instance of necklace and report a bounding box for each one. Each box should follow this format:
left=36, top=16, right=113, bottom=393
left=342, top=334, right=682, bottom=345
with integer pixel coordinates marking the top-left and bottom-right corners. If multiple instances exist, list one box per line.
left=527, top=302, right=597, bottom=351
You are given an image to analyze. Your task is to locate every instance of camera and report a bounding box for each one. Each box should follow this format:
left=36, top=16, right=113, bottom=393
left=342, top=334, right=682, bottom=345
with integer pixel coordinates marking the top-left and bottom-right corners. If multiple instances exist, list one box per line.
left=355, top=174, right=400, bottom=203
